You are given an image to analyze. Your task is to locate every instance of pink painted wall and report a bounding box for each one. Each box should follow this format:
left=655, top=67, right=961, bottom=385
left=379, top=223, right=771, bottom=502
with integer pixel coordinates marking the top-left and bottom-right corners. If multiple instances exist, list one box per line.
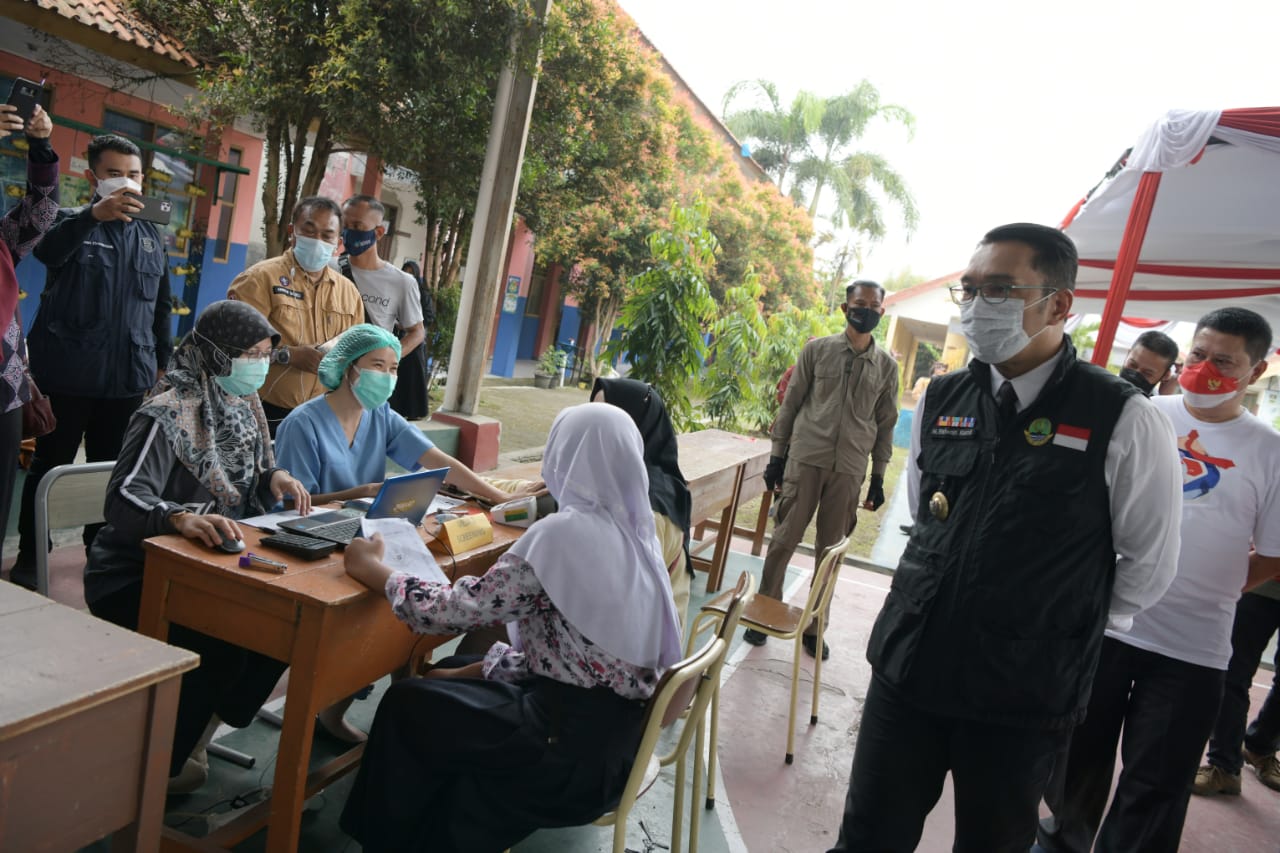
left=0, top=52, right=262, bottom=245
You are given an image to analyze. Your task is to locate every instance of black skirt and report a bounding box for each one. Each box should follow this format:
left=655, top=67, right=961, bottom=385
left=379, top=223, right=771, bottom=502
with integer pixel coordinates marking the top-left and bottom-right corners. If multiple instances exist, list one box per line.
left=389, top=345, right=430, bottom=420
left=340, top=664, right=646, bottom=853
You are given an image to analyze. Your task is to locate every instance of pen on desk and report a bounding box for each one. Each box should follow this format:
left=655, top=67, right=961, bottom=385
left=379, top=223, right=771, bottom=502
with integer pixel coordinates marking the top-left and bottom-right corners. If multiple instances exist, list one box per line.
left=239, top=552, right=288, bottom=573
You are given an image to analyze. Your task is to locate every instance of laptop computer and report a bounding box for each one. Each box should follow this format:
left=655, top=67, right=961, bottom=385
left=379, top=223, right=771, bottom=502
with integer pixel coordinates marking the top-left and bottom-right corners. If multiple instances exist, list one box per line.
left=278, top=467, right=450, bottom=545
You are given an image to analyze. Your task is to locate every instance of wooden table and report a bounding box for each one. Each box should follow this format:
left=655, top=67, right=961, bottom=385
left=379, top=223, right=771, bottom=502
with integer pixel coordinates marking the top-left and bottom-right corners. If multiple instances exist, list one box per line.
left=137, top=516, right=519, bottom=853
left=0, top=582, right=198, bottom=852
left=498, top=428, right=770, bottom=593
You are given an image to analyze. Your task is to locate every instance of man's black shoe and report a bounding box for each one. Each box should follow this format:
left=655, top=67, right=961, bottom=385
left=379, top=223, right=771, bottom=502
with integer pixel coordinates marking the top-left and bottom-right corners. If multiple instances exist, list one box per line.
left=7, top=566, right=37, bottom=591
left=742, top=628, right=768, bottom=646
left=899, top=523, right=914, bottom=536
left=802, top=634, right=830, bottom=661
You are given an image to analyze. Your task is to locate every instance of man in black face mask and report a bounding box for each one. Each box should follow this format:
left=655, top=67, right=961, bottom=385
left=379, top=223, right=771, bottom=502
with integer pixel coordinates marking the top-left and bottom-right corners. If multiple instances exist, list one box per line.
left=1118, top=329, right=1178, bottom=396
left=753, top=280, right=899, bottom=659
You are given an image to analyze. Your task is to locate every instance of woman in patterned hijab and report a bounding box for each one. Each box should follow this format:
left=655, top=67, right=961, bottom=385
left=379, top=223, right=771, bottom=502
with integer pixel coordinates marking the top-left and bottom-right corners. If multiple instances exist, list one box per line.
left=83, top=300, right=311, bottom=796
left=141, top=299, right=280, bottom=514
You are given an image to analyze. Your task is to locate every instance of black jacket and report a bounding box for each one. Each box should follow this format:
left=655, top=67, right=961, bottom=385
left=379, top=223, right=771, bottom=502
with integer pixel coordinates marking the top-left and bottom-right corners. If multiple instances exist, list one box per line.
left=27, top=205, right=172, bottom=397
left=867, top=340, right=1138, bottom=730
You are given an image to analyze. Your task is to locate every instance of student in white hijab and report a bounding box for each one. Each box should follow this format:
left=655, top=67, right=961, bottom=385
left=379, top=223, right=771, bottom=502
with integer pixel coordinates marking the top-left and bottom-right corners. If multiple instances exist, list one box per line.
left=340, top=403, right=681, bottom=853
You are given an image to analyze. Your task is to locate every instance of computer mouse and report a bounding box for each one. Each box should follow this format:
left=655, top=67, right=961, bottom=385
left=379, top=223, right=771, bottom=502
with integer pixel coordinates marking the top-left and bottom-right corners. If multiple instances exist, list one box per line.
left=216, top=535, right=246, bottom=554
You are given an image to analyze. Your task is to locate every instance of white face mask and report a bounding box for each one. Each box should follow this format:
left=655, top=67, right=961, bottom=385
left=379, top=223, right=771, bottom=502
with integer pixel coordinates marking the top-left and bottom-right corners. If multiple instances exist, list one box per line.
left=94, top=176, right=142, bottom=198
left=960, top=292, right=1055, bottom=365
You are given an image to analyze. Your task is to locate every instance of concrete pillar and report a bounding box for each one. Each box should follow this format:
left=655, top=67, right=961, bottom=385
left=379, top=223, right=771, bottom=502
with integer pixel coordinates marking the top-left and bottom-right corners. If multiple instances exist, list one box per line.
left=360, top=154, right=384, bottom=197
left=442, top=0, right=552, bottom=415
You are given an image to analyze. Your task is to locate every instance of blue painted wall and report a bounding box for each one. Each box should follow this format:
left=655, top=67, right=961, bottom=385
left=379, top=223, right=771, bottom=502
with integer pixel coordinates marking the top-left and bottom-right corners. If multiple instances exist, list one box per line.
left=517, top=314, right=540, bottom=359
left=558, top=305, right=580, bottom=350
left=489, top=295, right=526, bottom=378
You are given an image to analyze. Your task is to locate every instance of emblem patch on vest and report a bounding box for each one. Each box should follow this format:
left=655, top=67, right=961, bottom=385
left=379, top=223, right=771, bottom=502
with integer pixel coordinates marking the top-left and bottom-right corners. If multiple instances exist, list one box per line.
left=140, top=236, right=157, bottom=254
left=1024, top=417, right=1053, bottom=446
left=930, top=414, right=975, bottom=438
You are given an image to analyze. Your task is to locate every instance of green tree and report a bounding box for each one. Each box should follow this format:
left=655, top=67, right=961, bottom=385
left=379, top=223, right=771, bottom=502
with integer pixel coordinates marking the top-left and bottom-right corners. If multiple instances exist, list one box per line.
left=720, top=80, right=824, bottom=194
left=607, top=201, right=718, bottom=430
left=725, top=80, right=918, bottom=245
left=702, top=269, right=767, bottom=429
left=742, top=304, right=843, bottom=433
left=134, top=0, right=527, bottom=257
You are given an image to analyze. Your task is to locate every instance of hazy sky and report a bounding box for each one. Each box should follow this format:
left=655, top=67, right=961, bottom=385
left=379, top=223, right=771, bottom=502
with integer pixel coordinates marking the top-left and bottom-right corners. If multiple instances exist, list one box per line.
left=619, top=0, right=1278, bottom=283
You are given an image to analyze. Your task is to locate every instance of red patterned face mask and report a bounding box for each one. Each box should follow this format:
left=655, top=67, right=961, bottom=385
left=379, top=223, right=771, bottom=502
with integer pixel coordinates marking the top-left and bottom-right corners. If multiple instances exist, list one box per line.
left=1178, top=359, right=1241, bottom=407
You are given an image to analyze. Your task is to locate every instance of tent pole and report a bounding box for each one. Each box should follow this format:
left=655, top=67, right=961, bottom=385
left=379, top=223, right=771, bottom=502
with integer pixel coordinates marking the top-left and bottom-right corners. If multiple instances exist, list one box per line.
left=1091, top=171, right=1163, bottom=366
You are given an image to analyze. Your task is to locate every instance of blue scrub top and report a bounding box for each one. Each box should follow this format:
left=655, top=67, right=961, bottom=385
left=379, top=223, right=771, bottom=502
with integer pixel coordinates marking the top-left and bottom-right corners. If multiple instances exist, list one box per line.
left=274, top=394, right=434, bottom=494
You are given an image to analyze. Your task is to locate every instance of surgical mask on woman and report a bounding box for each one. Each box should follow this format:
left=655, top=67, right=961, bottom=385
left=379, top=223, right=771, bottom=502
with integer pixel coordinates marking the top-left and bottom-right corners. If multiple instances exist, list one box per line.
left=960, top=292, right=1055, bottom=365
left=293, top=235, right=337, bottom=272
left=215, top=357, right=269, bottom=397
left=352, top=368, right=397, bottom=410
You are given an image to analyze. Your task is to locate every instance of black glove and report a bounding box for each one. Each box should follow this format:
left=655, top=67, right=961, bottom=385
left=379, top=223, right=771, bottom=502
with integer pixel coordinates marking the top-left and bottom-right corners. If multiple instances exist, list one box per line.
left=865, top=474, right=885, bottom=510
left=764, top=455, right=786, bottom=492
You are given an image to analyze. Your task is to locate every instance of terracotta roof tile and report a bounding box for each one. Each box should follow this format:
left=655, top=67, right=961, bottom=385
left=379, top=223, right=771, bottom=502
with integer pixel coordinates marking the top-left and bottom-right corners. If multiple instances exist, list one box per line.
left=34, top=0, right=198, bottom=68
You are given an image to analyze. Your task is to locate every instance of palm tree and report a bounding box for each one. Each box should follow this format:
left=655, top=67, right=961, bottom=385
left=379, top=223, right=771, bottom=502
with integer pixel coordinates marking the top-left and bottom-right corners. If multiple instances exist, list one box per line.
left=721, top=80, right=824, bottom=195
left=725, top=79, right=918, bottom=243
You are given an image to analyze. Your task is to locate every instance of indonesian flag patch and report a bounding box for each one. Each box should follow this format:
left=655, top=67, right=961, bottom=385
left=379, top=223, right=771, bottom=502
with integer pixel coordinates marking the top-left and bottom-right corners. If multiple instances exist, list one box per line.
left=1053, top=424, right=1091, bottom=452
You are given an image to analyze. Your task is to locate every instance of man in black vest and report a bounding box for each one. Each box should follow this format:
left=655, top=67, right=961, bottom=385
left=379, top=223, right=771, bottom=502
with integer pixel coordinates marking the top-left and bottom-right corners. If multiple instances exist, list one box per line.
left=10, top=134, right=172, bottom=589
left=826, top=223, right=1182, bottom=852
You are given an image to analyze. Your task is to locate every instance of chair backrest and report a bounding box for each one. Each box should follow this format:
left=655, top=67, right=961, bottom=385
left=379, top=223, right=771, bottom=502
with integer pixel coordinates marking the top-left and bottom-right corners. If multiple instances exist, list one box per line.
left=662, top=570, right=753, bottom=727
left=613, top=571, right=754, bottom=810
left=797, top=536, right=851, bottom=626
left=33, top=461, right=116, bottom=597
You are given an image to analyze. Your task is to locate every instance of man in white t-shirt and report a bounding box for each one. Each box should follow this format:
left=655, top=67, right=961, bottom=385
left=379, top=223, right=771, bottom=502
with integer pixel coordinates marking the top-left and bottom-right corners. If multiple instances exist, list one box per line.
left=337, top=195, right=426, bottom=418
left=1038, top=307, right=1280, bottom=853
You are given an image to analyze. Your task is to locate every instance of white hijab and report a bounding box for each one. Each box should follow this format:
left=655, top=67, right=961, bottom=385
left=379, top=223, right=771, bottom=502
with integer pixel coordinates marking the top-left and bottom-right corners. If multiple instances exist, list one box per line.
left=507, top=404, right=683, bottom=671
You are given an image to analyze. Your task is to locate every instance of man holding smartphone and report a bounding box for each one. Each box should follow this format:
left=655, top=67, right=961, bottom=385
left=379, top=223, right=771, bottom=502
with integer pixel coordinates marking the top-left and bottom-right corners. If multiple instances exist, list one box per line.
left=10, top=134, right=172, bottom=589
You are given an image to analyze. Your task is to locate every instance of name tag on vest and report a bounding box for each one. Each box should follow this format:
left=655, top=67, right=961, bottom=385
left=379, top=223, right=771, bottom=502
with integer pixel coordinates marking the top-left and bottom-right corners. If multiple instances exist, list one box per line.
left=930, top=414, right=976, bottom=439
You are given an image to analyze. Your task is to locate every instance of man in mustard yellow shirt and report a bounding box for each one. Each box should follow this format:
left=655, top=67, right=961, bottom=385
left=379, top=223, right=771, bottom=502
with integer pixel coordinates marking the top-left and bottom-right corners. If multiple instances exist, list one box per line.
left=227, top=197, right=362, bottom=434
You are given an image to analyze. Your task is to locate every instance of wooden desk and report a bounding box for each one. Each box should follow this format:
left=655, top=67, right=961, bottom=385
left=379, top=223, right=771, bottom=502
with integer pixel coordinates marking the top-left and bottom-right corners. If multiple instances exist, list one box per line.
left=137, top=518, right=518, bottom=853
left=678, top=430, right=770, bottom=591
left=497, top=428, right=770, bottom=593
left=0, top=583, right=198, bottom=852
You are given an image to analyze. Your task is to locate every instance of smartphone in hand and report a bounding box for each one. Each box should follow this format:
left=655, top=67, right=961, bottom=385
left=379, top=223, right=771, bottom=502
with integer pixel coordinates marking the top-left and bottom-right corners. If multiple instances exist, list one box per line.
left=125, top=193, right=172, bottom=226
left=5, top=78, right=42, bottom=124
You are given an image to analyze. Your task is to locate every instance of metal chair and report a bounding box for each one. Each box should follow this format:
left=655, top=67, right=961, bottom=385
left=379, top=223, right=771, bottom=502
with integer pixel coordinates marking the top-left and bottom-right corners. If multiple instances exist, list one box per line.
left=689, top=534, right=851, bottom=809
left=592, top=570, right=753, bottom=853
left=32, top=461, right=115, bottom=597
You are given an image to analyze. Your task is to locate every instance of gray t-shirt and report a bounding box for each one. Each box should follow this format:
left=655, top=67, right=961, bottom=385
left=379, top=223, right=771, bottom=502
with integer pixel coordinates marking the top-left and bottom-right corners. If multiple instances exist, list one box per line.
left=345, top=261, right=424, bottom=332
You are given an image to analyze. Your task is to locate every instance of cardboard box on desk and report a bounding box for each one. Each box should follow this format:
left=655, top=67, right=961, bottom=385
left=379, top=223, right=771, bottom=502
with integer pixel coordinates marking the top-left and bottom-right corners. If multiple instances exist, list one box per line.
left=438, top=513, right=494, bottom=554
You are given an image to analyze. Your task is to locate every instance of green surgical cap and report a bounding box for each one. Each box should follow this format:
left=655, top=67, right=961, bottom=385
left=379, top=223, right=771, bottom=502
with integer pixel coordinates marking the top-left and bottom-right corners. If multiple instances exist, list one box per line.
left=318, top=324, right=402, bottom=390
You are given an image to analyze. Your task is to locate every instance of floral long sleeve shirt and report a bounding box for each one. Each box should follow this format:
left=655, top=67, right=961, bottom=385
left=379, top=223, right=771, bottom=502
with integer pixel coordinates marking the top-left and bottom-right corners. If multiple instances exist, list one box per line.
left=0, top=136, right=59, bottom=413
left=385, top=552, right=662, bottom=701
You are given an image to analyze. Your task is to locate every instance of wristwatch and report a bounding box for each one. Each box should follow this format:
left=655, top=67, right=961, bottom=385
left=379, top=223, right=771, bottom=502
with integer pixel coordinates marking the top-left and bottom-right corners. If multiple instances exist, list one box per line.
left=272, top=346, right=290, bottom=366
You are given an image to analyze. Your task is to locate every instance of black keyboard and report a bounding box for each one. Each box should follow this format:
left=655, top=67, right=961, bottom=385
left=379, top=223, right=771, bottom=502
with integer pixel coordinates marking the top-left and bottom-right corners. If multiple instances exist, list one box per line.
left=260, top=532, right=338, bottom=559
left=303, top=517, right=363, bottom=544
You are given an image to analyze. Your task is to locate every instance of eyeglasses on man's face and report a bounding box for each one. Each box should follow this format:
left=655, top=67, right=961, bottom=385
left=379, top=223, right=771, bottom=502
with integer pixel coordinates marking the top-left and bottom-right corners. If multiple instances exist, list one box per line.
left=241, top=348, right=274, bottom=361
left=949, top=283, right=1056, bottom=306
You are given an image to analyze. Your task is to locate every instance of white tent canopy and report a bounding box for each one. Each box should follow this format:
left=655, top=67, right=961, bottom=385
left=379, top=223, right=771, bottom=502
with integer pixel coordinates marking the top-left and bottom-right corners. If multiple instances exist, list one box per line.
left=1062, top=108, right=1280, bottom=352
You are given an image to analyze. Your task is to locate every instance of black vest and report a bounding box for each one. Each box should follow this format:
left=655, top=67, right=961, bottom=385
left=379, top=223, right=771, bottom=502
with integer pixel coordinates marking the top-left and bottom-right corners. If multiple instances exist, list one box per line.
left=867, top=340, right=1138, bottom=729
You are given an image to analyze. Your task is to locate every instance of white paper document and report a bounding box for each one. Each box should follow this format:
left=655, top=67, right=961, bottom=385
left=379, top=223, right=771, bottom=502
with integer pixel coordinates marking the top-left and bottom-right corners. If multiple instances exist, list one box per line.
left=237, top=509, right=304, bottom=531
left=360, top=517, right=449, bottom=584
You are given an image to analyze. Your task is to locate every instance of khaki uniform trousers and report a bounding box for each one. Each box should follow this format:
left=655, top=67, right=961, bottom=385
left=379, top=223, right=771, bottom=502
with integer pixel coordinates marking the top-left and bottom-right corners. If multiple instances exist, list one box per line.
left=760, top=460, right=860, bottom=634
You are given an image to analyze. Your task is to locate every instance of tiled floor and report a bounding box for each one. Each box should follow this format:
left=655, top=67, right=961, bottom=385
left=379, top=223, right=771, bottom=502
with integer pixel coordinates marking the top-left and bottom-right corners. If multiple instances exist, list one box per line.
left=10, top=474, right=1280, bottom=852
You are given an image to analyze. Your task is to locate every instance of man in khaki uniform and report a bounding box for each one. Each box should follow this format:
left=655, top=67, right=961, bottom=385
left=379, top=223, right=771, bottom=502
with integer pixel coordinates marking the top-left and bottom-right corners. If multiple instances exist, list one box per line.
left=227, top=196, right=363, bottom=434
left=751, top=280, right=899, bottom=658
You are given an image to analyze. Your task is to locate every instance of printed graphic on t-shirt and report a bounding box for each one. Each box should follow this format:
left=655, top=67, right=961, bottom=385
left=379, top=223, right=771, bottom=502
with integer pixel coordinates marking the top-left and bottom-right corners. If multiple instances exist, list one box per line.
left=1177, top=429, right=1235, bottom=499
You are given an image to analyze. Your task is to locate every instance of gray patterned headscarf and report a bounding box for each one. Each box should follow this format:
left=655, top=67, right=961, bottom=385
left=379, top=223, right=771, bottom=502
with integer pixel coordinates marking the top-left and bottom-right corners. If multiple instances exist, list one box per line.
left=139, top=300, right=279, bottom=514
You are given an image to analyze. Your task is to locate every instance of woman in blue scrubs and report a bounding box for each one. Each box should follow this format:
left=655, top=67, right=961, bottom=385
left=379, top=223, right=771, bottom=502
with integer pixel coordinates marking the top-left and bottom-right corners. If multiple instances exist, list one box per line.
left=275, top=324, right=535, bottom=506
